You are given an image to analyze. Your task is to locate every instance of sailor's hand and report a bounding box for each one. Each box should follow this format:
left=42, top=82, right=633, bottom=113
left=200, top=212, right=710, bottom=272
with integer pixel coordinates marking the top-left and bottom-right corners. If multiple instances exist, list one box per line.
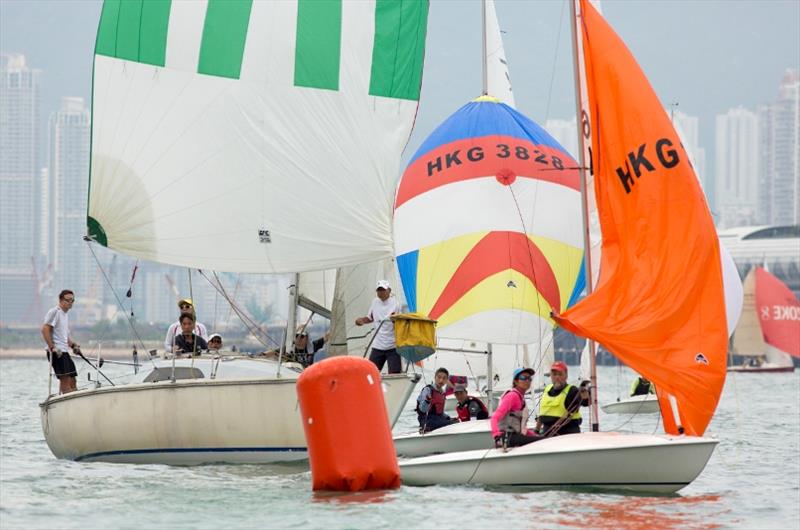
left=355, top=317, right=366, bottom=326
left=494, top=435, right=504, bottom=448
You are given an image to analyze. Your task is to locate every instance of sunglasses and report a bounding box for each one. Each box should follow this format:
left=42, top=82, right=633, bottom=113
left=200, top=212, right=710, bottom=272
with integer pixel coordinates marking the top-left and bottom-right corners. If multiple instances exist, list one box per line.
left=516, top=375, right=532, bottom=381
left=63, top=298, right=75, bottom=303
left=180, top=304, right=192, bottom=309
left=210, top=339, right=221, bottom=343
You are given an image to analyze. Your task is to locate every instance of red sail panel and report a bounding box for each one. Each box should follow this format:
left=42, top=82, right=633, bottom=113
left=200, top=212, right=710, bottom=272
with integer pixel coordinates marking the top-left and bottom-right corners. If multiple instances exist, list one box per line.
left=553, top=0, right=727, bottom=436
left=756, top=267, right=800, bottom=358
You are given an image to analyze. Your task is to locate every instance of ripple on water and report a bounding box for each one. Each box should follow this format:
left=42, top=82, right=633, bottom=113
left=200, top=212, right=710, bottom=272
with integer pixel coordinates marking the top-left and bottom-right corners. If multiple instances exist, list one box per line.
left=1, top=360, right=799, bottom=529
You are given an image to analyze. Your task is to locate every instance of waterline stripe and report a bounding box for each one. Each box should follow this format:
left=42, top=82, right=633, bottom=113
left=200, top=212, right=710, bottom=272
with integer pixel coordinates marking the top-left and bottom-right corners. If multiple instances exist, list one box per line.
left=95, top=0, right=172, bottom=67
left=198, top=0, right=254, bottom=79
left=369, top=0, right=429, bottom=101
left=75, top=446, right=308, bottom=462
left=294, top=0, right=342, bottom=90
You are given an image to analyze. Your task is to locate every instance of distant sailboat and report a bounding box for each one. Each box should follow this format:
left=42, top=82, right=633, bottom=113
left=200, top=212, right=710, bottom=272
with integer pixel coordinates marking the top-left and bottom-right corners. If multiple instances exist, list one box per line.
left=729, top=266, right=799, bottom=373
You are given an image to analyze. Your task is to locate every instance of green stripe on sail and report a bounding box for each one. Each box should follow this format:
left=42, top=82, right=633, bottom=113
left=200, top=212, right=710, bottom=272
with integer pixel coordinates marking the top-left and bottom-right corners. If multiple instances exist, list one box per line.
left=94, top=0, right=171, bottom=67
left=369, top=0, right=429, bottom=101
left=294, top=0, right=342, bottom=91
left=96, top=0, right=122, bottom=57
left=198, top=0, right=254, bottom=79
left=87, top=217, right=108, bottom=247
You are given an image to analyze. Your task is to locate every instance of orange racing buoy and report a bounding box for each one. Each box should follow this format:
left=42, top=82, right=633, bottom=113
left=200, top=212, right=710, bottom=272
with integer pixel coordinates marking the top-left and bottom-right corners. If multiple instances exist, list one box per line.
left=296, top=356, right=400, bottom=491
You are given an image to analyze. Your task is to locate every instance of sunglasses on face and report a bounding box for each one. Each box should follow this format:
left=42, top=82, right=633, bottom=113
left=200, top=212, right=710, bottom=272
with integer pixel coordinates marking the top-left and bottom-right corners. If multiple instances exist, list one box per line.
left=180, top=304, right=192, bottom=309
left=516, top=375, right=531, bottom=381
left=210, top=339, right=221, bottom=344
left=63, top=298, right=75, bottom=303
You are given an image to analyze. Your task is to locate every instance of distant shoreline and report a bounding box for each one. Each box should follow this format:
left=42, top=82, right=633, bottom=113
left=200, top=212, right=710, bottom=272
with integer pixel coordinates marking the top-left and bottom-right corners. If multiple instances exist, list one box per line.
left=1, top=348, right=146, bottom=360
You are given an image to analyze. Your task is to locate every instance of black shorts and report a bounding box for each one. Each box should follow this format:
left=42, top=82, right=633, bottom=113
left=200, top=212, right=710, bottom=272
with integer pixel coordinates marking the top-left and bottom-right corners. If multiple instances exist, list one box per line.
left=49, top=351, right=77, bottom=379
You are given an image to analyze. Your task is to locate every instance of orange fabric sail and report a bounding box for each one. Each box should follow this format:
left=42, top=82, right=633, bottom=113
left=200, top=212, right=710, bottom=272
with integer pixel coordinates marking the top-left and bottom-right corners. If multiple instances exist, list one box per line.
left=554, top=0, right=728, bottom=436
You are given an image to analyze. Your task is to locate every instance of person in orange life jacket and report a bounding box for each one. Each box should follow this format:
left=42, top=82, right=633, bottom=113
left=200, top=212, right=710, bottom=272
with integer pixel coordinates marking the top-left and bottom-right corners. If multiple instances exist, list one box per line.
left=491, top=367, right=542, bottom=448
left=535, top=361, right=590, bottom=436
left=416, top=367, right=454, bottom=433
left=454, top=384, right=489, bottom=421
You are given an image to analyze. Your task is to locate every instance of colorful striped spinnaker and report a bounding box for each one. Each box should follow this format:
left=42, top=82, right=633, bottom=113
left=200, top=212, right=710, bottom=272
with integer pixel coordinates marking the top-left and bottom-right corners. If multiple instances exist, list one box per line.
left=394, top=97, right=584, bottom=345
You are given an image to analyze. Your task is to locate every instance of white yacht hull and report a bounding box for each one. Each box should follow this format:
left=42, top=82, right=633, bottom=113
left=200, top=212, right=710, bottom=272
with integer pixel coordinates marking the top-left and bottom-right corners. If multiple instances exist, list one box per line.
left=41, top=358, right=418, bottom=465
left=399, top=432, right=718, bottom=493
left=601, top=394, right=660, bottom=414
left=394, top=420, right=494, bottom=457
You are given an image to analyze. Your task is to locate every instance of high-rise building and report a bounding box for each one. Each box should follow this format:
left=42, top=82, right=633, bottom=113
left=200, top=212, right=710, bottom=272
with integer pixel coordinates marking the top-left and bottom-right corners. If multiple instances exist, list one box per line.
left=0, top=53, right=41, bottom=325
left=671, top=110, right=708, bottom=203
left=715, top=107, right=759, bottom=228
left=758, top=69, right=799, bottom=225
left=51, top=96, right=91, bottom=321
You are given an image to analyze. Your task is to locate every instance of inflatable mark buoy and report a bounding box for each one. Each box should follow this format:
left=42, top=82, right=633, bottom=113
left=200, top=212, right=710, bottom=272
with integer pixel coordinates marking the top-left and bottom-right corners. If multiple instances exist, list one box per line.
left=296, top=356, right=400, bottom=491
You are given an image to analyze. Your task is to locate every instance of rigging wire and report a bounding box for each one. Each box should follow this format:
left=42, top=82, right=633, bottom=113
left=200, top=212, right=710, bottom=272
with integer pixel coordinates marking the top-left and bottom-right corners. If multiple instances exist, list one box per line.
left=543, top=0, right=567, bottom=125
left=86, top=241, right=155, bottom=368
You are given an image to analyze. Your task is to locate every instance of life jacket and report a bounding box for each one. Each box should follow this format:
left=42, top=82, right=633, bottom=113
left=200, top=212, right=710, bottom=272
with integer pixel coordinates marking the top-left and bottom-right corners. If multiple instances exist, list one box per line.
left=539, top=384, right=581, bottom=421
left=291, top=348, right=314, bottom=368
left=456, top=396, right=489, bottom=422
left=497, top=388, right=529, bottom=434
left=630, top=378, right=655, bottom=396
left=416, top=384, right=446, bottom=416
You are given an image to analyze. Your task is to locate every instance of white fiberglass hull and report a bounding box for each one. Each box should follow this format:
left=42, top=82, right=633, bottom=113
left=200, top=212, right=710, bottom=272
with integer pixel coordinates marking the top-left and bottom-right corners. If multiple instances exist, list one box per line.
left=399, top=432, right=718, bottom=494
left=394, top=420, right=494, bottom=457
left=601, top=394, right=660, bottom=414
left=41, top=358, right=418, bottom=465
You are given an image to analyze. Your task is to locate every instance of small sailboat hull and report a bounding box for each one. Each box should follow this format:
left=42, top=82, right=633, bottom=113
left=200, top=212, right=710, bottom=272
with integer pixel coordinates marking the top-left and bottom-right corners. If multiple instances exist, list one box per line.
left=443, top=393, right=499, bottom=414
left=399, top=432, right=718, bottom=494
left=728, top=364, right=795, bottom=373
left=394, top=420, right=494, bottom=457
left=601, top=394, right=660, bottom=414
left=41, top=358, right=419, bottom=465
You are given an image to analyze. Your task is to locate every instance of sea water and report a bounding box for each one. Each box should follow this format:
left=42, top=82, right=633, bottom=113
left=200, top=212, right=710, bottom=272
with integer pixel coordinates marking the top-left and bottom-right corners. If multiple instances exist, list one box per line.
left=1, top=359, right=798, bottom=529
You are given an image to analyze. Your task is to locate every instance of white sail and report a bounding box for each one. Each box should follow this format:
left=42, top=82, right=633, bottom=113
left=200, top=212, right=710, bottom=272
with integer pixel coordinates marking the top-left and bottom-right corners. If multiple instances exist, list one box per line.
left=483, top=0, right=514, bottom=107
left=732, top=269, right=765, bottom=356
left=88, top=1, right=429, bottom=274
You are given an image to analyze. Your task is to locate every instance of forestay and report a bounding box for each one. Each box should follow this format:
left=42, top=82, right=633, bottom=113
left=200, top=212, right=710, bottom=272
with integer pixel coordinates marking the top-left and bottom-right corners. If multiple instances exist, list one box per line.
left=394, top=97, right=584, bottom=345
left=87, top=0, right=429, bottom=273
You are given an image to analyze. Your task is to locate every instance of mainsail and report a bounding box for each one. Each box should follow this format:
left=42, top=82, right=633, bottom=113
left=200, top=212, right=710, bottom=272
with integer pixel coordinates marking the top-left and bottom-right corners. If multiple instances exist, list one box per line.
left=87, top=0, right=429, bottom=273
left=555, top=0, right=728, bottom=437
left=394, top=97, right=584, bottom=346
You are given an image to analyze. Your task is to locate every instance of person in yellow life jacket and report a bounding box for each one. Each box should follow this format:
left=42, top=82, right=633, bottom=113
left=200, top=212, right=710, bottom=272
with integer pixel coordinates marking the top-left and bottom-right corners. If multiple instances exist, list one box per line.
left=535, top=361, right=589, bottom=436
left=415, top=367, right=454, bottom=433
left=630, top=376, right=655, bottom=396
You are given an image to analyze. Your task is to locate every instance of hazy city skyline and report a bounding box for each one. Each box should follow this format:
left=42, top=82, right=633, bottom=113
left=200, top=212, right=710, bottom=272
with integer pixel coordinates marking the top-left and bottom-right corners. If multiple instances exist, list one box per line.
left=1, top=0, right=798, bottom=327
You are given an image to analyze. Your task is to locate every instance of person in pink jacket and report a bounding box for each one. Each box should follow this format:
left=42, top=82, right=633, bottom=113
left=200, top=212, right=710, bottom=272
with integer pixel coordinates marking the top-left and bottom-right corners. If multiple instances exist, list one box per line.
left=490, top=367, right=542, bottom=448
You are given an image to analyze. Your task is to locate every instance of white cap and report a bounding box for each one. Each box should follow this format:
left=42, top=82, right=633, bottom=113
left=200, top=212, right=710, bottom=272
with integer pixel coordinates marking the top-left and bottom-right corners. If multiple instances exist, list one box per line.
left=376, top=280, right=391, bottom=290
left=209, top=333, right=222, bottom=341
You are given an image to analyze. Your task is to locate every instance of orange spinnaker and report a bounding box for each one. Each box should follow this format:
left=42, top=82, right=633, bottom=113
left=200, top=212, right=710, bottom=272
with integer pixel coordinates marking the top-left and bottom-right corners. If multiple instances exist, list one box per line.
left=553, top=0, right=727, bottom=436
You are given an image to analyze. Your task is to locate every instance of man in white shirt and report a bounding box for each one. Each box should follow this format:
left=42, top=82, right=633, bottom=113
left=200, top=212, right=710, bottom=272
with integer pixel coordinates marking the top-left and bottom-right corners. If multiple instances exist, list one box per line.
left=164, top=298, right=208, bottom=353
left=41, top=289, right=79, bottom=394
left=355, top=280, right=401, bottom=373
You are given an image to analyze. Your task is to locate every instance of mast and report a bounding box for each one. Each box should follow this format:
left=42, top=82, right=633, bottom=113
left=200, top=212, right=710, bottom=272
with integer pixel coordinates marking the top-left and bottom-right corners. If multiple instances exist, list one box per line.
left=569, top=0, right=600, bottom=431
left=280, top=273, right=300, bottom=377
left=481, top=0, right=488, bottom=95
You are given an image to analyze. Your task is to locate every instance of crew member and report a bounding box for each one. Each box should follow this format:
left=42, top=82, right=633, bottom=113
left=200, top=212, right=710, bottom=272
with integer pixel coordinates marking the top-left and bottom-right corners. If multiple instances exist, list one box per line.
left=454, top=384, right=489, bottom=421
left=41, top=289, right=80, bottom=394
left=416, top=367, right=453, bottom=433
left=491, top=367, right=541, bottom=448
left=355, top=280, right=400, bottom=373
left=164, top=299, right=208, bottom=352
left=630, top=375, right=655, bottom=396
left=535, top=361, right=589, bottom=436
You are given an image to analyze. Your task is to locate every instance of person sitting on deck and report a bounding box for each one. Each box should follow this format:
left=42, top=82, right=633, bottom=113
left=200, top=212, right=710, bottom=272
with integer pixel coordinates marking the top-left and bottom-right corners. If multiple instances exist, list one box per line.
left=491, top=367, right=542, bottom=448
left=164, top=299, right=208, bottom=353
left=416, top=367, right=454, bottom=433
left=535, top=361, right=589, bottom=436
left=261, top=328, right=327, bottom=368
left=630, top=375, right=655, bottom=396
left=208, top=333, right=223, bottom=352
left=454, top=384, right=489, bottom=422
left=174, top=314, right=208, bottom=355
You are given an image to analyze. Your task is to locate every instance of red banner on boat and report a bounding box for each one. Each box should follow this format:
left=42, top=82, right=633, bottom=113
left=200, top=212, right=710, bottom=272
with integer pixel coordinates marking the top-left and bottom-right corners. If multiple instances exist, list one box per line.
left=756, top=267, right=800, bottom=358
left=553, top=0, right=727, bottom=437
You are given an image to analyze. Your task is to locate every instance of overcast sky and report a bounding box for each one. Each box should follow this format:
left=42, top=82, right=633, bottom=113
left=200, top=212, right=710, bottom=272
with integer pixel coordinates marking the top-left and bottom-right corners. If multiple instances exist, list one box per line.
left=2, top=0, right=799, bottom=173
